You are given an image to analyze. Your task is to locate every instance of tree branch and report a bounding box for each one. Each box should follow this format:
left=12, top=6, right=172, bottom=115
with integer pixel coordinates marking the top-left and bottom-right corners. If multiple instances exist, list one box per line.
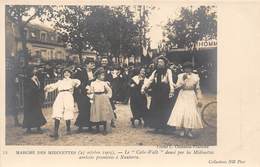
left=23, top=11, right=37, bottom=26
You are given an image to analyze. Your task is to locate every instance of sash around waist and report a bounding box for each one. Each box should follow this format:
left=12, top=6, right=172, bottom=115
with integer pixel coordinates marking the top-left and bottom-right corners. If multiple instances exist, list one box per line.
left=182, top=88, right=195, bottom=91
left=58, top=89, right=73, bottom=93
left=94, top=91, right=106, bottom=95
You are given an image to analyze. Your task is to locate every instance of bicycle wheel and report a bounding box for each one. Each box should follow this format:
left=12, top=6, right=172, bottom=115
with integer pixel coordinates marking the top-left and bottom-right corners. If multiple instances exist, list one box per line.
left=201, top=101, right=217, bottom=128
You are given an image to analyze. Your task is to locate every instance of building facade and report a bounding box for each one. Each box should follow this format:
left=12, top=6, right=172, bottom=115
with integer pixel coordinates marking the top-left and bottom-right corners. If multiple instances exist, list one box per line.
left=20, top=23, right=67, bottom=61
left=6, top=18, right=96, bottom=64
left=166, top=40, right=217, bottom=94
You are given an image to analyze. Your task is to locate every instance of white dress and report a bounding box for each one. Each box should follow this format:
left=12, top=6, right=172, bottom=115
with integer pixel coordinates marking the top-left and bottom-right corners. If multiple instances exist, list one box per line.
left=167, top=73, right=203, bottom=129
left=45, top=78, right=81, bottom=120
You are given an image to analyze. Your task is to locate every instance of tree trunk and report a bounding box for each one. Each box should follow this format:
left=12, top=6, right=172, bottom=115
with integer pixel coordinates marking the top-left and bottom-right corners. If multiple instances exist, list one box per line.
left=191, top=43, right=197, bottom=67
left=78, top=52, right=83, bottom=65
left=18, top=24, right=28, bottom=67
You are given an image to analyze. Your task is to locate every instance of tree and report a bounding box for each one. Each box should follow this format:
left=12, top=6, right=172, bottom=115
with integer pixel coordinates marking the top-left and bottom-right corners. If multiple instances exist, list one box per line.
left=53, top=6, right=91, bottom=64
left=84, top=6, right=115, bottom=58
left=163, top=6, right=217, bottom=50
left=110, top=6, right=140, bottom=60
left=135, top=5, right=154, bottom=65
left=6, top=5, right=54, bottom=67
left=53, top=5, right=152, bottom=64
left=85, top=6, right=141, bottom=62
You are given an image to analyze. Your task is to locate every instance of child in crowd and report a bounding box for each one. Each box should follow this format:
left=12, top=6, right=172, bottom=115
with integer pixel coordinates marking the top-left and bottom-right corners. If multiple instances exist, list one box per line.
left=87, top=67, right=114, bottom=135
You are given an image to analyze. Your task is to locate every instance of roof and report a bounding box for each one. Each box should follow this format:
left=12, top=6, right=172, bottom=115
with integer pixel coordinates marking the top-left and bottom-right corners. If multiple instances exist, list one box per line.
left=168, top=47, right=217, bottom=52
left=25, top=22, right=56, bottom=33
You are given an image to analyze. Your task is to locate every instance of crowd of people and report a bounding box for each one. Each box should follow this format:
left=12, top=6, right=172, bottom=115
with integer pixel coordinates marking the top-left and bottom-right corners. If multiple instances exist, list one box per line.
left=7, top=55, right=207, bottom=140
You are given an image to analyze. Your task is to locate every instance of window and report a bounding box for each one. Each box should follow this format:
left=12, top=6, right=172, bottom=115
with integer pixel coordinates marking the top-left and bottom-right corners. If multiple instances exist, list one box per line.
left=55, top=51, right=62, bottom=59
left=35, top=51, right=41, bottom=58
left=57, top=36, right=62, bottom=43
left=31, top=32, right=36, bottom=38
left=50, top=50, right=53, bottom=59
left=51, top=36, right=55, bottom=41
left=24, top=29, right=28, bottom=39
left=40, top=32, right=46, bottom=41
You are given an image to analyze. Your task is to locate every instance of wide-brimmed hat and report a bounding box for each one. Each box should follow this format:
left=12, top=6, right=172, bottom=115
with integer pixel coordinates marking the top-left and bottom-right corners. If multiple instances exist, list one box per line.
left=153, top=55, right=170, bottom=67
left=183, top=61, right=193, bottom=68
left=158, top=54, right=169, bottom=61
left=84, top=57, right=95, bottom=64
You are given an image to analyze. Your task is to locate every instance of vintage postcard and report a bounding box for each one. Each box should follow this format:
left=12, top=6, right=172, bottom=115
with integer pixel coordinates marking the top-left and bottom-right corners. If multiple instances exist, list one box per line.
left=0, top=0, right=259, bottom=167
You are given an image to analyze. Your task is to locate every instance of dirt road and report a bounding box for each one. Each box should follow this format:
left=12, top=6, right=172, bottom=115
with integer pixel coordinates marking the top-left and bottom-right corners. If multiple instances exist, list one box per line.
left=5, top=95, right=216, bottom=146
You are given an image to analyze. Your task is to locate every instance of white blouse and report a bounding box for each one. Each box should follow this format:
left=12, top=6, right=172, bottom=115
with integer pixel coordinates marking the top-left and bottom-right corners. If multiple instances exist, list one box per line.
left=87, top=79, right=112, bottom=98
left=141, top=69, right=175, bottom=93
left=176, top=73, right=202, bottom=99
left=45, top=78, right=81, bottom=93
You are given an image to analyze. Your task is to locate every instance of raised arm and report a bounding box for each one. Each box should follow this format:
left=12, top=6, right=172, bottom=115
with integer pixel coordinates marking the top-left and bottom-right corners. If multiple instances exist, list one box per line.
left=44, top=81, right=59, bottom=92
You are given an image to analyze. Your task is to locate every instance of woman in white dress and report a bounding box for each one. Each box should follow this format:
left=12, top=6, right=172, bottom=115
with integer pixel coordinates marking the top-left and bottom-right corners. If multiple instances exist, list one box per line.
left=44, top=69, right=81, bottom=139
left=167, top=62, right=203, bottom=138
left=87, top=67, right=114, bottom=135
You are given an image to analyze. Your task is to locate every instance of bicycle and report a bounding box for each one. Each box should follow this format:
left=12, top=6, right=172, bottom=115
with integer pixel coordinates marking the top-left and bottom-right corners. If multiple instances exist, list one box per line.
left=201, top=101, right=217, bottom=128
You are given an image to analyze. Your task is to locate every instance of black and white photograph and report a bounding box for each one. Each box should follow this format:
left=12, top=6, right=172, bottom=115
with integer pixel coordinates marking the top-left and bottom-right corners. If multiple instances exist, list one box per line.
left=5, top=4, right=217, bottom=146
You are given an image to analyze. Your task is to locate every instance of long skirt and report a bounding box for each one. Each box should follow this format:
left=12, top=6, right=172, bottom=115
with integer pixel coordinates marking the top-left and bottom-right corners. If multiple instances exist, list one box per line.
left=130, top=93, right=148, bottom=120
left=111, top=77, right=121, bottom=102
left=118, top=79, right=130, bottom=102
left=90, top=94, right=114, bottom=122
left=23, top=96, right=46, bottom=128
left=75, top=94, right=91, bottom=127
left=146, top=83, right=171, bottom=129
left=52, top=92, right=75, bottom=120
left=167, top=90, right=203, bottom=129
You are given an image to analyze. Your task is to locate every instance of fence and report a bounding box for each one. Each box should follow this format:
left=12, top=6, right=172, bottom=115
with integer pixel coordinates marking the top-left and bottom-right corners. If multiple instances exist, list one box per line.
left=42, top=78, right=61, bottom=108
left=17, top=77, right=61, bottom=110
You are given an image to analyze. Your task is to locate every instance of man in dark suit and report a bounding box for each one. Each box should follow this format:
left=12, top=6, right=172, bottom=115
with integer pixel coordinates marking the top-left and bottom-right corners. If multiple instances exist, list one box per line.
left=74, top=58, right=95, bottom=132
